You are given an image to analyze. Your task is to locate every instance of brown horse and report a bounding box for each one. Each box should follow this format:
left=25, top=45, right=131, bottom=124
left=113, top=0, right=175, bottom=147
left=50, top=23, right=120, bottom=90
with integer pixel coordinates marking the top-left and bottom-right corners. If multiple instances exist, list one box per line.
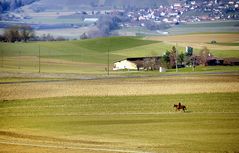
left=174, top=104, right=187, bottom=112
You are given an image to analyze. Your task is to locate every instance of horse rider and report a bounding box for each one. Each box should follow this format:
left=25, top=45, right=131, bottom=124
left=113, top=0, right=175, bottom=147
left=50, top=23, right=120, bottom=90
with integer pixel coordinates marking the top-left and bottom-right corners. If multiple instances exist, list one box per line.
left=178, top=102, right=181, bottom=109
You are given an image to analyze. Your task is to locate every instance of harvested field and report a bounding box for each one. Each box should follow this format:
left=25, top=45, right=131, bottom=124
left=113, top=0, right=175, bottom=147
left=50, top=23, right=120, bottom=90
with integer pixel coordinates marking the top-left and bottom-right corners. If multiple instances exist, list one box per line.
left=146, top=33, right=239, bottom=43
left=0, top=75, right=238, bottom=100
left=146, top=34, right=239, bottom=56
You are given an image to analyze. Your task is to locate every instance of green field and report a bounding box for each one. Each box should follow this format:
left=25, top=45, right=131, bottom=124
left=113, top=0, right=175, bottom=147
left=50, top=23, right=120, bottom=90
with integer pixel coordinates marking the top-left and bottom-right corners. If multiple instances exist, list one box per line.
left=0, top=33, right=239, bottom=153
left=0, top=36, right=160, bottom=73
left=167, top=20, right=239, bottom=35
left=114, top=20, right=239, bottom=36
left=0, top=34, right=238, bottom=74
left=0, top=92, right=239, bottom=153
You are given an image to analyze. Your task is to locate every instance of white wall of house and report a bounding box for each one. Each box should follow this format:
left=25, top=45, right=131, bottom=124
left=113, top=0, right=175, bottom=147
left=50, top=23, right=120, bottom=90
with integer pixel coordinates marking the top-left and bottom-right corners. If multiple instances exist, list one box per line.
left=113, top=60, right=137, bottom=70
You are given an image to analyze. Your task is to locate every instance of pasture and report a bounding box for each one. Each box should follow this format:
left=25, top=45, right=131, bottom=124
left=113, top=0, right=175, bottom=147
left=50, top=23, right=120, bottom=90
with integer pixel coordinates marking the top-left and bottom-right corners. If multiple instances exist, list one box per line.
left=0, top=74, right=239, bottom=153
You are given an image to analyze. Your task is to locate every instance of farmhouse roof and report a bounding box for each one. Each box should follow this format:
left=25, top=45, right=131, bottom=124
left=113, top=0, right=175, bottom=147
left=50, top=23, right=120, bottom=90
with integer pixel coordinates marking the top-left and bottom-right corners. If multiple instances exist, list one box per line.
left=114, top=56, right=162, bottom=63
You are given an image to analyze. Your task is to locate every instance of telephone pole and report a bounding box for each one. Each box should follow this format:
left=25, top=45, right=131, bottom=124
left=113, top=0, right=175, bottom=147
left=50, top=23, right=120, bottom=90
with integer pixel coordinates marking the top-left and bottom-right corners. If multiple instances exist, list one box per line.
left=176, top=43, right=178, bottom=72
left=38, top=45, right=41, bottom=73
left=18, top=50, right=21, bottom=69
left=107, top=38, right=111, bottom=76
left=107, top=48, right=110, bottom=76
left=1, top=48, right=3, bottom=68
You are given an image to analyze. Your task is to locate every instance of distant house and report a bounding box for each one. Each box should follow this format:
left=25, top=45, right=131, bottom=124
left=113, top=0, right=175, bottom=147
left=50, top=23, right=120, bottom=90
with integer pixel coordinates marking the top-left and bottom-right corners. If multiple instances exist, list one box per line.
left=113, top=56, right=162, bottom=71
left=84, top=18, right=98, bottom=23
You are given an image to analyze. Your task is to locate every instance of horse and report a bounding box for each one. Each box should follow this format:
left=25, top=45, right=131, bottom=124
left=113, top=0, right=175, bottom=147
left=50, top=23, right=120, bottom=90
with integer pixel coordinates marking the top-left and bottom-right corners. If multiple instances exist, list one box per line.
left=173, top=104, right=187, bottom=112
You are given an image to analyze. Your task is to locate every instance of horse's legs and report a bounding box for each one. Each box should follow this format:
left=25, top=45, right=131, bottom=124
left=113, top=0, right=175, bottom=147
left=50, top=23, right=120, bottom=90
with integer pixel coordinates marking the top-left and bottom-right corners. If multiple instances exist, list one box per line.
left=183, top=107, right=186, bottom=112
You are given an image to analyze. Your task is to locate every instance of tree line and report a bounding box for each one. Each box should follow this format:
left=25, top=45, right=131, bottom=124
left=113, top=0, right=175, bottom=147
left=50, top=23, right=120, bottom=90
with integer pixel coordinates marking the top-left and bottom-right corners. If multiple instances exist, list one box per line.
left=161, top=46, right=212, bottom=69
left=134, top=46, right=213, bottom=71
left=0, top=25, right=35, bottom=42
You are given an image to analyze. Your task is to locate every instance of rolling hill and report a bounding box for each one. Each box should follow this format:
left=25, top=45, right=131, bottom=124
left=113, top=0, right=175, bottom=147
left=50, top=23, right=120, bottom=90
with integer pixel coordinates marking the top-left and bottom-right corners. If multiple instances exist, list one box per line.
left=0, top=34, right=238, bottom=74
left=24, top=0, right=179, bottom=11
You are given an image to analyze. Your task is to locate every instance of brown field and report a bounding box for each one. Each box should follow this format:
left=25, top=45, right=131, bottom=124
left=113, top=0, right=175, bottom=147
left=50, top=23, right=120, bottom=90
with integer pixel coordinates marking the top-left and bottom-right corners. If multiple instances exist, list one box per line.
left=1, top=75, right=238, bottom=100
left=146, top=33, right=239, bottom=43
left=146, top=33, right=239, bottom=50
left=164, top=41, right=239, bottom=50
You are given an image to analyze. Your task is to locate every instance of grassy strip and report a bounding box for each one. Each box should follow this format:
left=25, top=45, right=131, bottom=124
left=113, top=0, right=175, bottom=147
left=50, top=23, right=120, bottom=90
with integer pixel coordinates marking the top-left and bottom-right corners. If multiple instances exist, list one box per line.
left=1, top=93, right=238, bottom=114
left=213, top=42, right=239, bottom=46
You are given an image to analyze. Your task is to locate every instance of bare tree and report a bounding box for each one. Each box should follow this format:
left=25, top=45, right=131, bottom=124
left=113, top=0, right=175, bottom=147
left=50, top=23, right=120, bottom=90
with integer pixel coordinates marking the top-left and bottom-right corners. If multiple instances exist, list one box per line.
left=19, top=25, right=35, bottom=42
left=3, top=25, right=35, bottom=42
left=4, top=26, right=20, bottom=42
left=199, top=47, right=210, bottom=66
left=169, top=46, right=177, bottom=68
left=143, top=57, right=160, bottom=70
left=134, top=60, right=143, bottom=71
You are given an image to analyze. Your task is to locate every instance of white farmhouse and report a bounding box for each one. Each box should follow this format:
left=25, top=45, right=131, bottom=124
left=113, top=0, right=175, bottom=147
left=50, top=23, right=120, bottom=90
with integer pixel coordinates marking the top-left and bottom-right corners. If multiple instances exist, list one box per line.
left=113, top=59, right=138, bottom=70
left=113, top=56, right=162, bottom=71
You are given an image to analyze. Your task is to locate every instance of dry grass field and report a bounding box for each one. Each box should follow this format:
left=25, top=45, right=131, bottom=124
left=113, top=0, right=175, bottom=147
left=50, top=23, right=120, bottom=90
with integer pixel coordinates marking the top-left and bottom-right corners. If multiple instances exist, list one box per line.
left=146, top=33, right=239, bottom=43
left=0, top=75, right=238, bottom=100
left=146, top=33, right=239, bottom=52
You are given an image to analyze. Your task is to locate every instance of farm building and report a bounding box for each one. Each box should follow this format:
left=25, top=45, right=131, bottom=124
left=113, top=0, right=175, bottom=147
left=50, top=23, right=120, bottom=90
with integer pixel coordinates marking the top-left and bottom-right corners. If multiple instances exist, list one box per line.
left=206, top=56, right=224, bottom=66
left=113, top=56, right=162, bottom=71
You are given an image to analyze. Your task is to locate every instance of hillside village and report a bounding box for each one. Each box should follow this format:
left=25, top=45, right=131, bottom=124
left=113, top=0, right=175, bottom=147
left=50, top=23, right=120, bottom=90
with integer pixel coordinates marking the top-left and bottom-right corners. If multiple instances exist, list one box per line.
left=1, top=0, right=239, bottom=35
left=123, top=0, right=239, bottom=24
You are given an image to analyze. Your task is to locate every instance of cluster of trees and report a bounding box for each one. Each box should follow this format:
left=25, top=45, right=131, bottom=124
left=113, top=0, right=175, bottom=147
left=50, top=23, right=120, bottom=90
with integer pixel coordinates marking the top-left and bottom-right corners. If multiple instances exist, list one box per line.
left=83, top=15, right=128, bottom=38
left=0, top=25, right=34, bottom=42
left=145, top=21, right=170, bottom=31
left=34, top=34, right=68, bottom=41
left=161, top=46, right=212, bottom=69
left=135, top=46, right=212, bottom=71
left=161, top=46, right=185, bottom=69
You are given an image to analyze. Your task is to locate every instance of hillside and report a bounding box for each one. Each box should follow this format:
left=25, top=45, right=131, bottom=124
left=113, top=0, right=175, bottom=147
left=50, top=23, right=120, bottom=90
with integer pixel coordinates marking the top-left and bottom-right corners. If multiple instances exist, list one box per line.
left=0, top=36, right=160, bottom=73
left=0, top=34, right=238, bottom=74
left=25, top=0, right=178, bottom=11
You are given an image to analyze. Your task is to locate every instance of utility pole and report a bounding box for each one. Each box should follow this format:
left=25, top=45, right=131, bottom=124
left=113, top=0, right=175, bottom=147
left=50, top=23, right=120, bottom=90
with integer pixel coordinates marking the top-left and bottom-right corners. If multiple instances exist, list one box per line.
left=107, top=48, right=110, bottom=76
left=38, top=45, right=41, bottom=73
left=176, top=43, right=178, bottom=72
left=18, top=50, right=21, bottom=69
left=107, top=38, right=110, bottom=76
left=192, top=57, right=195, bottom=72
left=1, top=48, right=3, bottom=68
